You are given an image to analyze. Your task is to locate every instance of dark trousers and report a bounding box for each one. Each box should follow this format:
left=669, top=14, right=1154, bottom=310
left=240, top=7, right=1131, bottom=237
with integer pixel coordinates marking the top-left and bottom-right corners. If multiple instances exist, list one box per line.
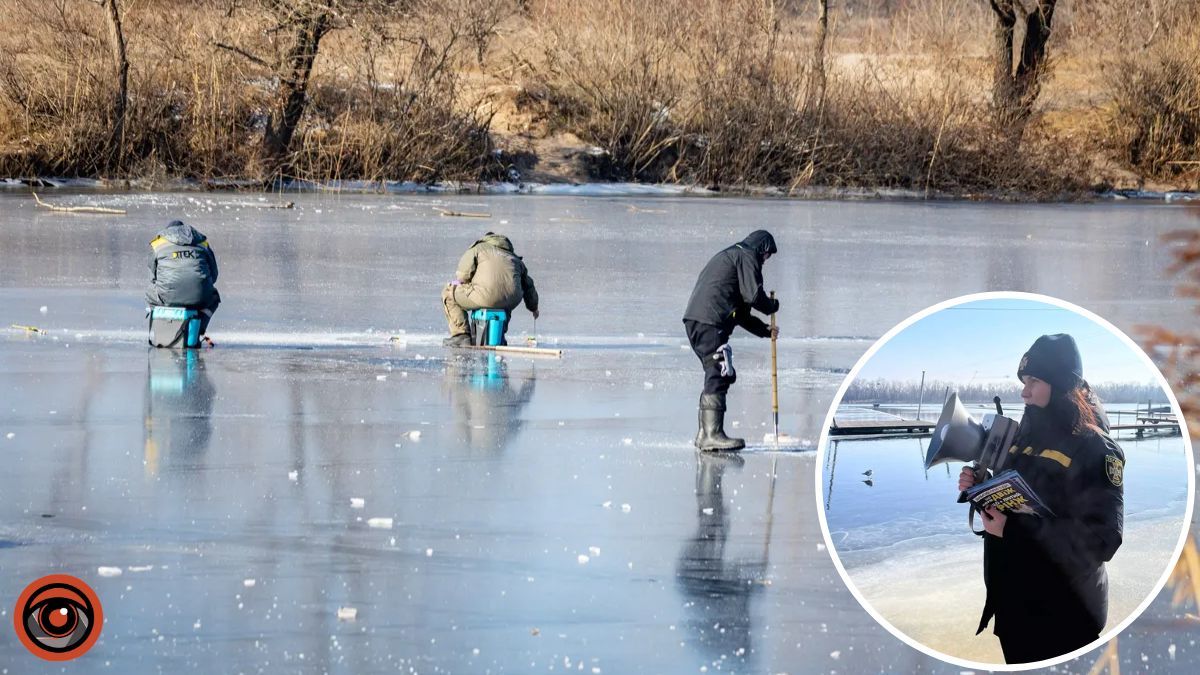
left=999, top=627, right=1099, bottom=664
left=684, top=320, right=733, bottom=395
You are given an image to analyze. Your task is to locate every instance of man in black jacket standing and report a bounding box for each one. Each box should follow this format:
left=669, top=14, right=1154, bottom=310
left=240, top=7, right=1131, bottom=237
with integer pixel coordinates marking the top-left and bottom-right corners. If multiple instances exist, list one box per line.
left=682, top=230, right=779, bottom=451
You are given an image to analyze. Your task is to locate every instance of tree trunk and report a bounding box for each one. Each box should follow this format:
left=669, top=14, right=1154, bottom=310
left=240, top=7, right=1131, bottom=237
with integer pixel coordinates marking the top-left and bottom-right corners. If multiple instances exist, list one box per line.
left=1015, top=1, right=1056, bottom=111
left=102, top=0, right=129, bottom=172
left=812, top=0, right=829, bottom=107
left=262, top=10, right=330, bottom=180
left=988, top=0, right=1056, bottom=134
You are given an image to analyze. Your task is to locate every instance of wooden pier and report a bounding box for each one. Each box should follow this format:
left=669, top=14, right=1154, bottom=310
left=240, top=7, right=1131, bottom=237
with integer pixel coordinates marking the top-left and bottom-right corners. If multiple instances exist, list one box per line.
left=1108, top=410, right=1181, bottom=437
left=828, top=418, right=935, bottom=437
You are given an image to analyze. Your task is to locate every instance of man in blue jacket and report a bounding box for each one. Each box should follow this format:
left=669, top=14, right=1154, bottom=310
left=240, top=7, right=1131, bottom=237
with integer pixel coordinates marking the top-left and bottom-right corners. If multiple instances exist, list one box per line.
left=682, top=230, right=779, bottom=451
left=146, top=220, right=220, bottom=338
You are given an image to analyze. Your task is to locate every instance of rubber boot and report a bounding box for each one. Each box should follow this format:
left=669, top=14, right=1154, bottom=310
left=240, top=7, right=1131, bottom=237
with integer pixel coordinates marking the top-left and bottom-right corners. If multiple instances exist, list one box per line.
left=443, top=333, right=472, bottom=348
left=696, top=393, right=745, bottom=451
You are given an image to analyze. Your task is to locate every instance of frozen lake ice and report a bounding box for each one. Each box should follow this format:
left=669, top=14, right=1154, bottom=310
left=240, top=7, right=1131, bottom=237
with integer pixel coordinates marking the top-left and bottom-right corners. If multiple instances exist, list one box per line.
left=1, top=191, right=1197, bottom=672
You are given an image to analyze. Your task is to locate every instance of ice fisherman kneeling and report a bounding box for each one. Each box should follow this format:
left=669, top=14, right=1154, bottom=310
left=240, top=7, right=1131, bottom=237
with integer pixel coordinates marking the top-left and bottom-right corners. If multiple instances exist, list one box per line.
left=146, top=220, right=221, bottom=341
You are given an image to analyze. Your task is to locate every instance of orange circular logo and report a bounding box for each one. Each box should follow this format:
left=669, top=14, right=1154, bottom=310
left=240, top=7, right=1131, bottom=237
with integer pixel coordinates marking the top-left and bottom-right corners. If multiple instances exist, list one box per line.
left=12, top=574, right=103, bottom=661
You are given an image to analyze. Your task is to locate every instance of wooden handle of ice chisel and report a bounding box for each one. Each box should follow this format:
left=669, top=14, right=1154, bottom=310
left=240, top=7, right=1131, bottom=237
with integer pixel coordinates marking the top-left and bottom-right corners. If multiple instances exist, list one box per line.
left=770, top=291, right=779, bottom=433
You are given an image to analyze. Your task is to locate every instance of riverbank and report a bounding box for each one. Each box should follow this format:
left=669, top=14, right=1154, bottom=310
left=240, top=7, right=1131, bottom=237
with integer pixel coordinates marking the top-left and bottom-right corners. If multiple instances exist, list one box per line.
left=0, top=1, right=1196, bottom=197
left=3, top=176, right=1199, bottom=205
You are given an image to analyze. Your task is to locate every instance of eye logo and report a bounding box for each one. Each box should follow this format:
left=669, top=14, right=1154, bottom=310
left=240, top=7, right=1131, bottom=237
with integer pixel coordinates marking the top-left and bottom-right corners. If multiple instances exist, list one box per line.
left=13, top=575, right=103, bottom=661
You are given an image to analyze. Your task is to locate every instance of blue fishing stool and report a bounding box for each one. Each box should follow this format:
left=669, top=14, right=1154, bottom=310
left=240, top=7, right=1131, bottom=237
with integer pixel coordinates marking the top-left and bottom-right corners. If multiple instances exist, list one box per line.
left=148, top=306, right=202, bottom=348
left=469, top=309, right=508, bottom=347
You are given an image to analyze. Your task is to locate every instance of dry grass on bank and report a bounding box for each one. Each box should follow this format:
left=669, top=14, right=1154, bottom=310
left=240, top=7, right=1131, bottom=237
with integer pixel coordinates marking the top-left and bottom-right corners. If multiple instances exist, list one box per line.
left=1106, top=26, right=1200, bottom=187
left=0, top=0, right=1195, bottom=193
left=515, top=0, right=1081, bottom=194
left=0, top=0, right=497, bottom=183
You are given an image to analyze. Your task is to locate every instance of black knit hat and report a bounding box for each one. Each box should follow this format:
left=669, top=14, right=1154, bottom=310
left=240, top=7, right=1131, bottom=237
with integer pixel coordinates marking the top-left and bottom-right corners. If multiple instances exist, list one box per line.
left=1017, top=333, right=1083, bottom=392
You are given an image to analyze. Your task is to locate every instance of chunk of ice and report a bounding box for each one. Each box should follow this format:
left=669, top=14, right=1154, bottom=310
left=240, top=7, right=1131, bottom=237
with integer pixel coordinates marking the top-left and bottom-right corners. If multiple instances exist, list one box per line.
left=577, top=555, right=590, bottom=564
left=350, top=498, right=365, bottom=509
left=97, top=567, right=122, bottom=577
left=368, top=517, right=394, bottom=529
left=336, top=607, right=357, bottom=621
left=243, top=579, right=256, bottom=588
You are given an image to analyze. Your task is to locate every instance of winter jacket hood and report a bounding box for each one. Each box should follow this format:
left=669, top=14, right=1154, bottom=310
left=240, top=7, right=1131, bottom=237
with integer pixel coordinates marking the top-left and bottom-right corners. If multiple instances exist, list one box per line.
left=475, top=233, right=516, bottom=255
left=158, top=220, right=208, bottom=247
left=740, top=230, right=778, bottom=260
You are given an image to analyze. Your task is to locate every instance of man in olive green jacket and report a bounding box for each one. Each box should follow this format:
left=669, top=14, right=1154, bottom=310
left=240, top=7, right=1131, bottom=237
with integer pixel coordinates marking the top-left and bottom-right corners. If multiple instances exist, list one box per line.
left=442, top=233, right=539, bottom=347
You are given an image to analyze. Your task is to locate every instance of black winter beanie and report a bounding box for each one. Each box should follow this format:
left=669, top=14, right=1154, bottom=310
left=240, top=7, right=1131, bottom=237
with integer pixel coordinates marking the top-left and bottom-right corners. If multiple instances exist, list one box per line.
left=1017, top=333, right=1083, bottom=393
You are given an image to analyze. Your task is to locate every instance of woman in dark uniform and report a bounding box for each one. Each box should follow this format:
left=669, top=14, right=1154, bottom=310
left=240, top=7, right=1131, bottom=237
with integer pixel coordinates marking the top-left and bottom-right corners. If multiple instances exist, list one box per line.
left=959, top=333, right=1125, bottom=664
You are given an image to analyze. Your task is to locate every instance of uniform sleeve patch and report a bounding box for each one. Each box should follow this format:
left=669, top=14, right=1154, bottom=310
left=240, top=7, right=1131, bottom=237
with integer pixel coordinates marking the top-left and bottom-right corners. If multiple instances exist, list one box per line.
left=1105, top=454, right=1124, bottom=487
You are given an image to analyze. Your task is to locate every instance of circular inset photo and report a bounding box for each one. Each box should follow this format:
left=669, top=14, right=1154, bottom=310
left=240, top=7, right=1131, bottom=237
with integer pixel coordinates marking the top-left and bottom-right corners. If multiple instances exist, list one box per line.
left=816, top=292, right=1194, bottom=670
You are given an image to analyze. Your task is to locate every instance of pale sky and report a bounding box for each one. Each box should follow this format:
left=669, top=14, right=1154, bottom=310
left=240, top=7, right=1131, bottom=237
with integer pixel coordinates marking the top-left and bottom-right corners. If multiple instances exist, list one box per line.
left=855, top=298, right=1160, bottom=386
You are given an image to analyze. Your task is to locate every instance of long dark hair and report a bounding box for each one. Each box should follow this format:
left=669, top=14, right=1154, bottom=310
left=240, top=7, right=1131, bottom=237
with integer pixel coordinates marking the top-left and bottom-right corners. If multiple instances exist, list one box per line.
left=1058, top=381, right=1104, bottom=435
left=1022, top=380, right=1105, bottom=438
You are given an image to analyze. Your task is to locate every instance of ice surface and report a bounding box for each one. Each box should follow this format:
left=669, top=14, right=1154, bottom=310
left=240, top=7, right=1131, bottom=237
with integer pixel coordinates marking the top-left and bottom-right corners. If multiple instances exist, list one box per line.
left=1, top=192, right=1197, bottom=672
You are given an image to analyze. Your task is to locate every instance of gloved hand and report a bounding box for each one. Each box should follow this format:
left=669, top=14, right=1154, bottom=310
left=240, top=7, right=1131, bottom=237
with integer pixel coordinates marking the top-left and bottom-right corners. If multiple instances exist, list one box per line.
left=531, top=309, right=540, bottom=319
left=769, top=297, right=780, bottom=314
left=450, top=279, right=462, bottom=286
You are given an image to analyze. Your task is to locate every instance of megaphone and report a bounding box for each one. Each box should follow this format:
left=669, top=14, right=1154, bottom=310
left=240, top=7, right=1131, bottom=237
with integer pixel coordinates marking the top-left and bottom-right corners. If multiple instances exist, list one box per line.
left=923, top=392, right=1021, bottom=533
left=924, top=392, right=1020, bottom=474
left=924, top=393, right=985, bottom=469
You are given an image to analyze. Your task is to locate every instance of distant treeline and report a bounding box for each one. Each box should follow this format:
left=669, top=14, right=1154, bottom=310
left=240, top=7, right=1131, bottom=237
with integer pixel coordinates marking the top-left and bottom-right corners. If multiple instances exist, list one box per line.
left=843, top=378, right=1168, bottom=405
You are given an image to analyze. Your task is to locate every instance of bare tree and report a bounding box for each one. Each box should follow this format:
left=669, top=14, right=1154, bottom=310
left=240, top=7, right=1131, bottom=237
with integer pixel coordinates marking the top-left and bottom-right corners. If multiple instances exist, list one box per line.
left=812, top=0, right=829, bottom=107
left=988, top=0, right=1056, bottom=134
left=100, top=0, right=129, bottom=171
left=454, top=0, right=519, bottom=65
left=216, top=1, right=403, bottom=181
left=261, top=1, right=335, bottom=176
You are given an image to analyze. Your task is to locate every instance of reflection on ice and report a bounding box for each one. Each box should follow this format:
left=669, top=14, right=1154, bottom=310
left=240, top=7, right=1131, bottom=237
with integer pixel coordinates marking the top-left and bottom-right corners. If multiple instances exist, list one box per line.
left=144, top=349, right=216, bottom=477
left=676, top=453, right=768, bottom=669
left=444, top=353, right=536, bottom=452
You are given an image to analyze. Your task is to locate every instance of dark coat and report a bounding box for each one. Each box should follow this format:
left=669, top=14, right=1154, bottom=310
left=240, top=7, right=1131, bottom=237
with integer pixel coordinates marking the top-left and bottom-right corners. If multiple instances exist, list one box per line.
left=978, top=402, right=1125, bottom=652
left=146, top=221, right=219, bottom=308
left=682, top=231, right=778, bottom=337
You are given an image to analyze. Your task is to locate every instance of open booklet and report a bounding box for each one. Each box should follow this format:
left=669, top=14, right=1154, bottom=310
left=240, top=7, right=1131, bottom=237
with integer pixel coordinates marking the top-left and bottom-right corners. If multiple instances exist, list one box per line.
left=960, top=469, right=1055, bottom=518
